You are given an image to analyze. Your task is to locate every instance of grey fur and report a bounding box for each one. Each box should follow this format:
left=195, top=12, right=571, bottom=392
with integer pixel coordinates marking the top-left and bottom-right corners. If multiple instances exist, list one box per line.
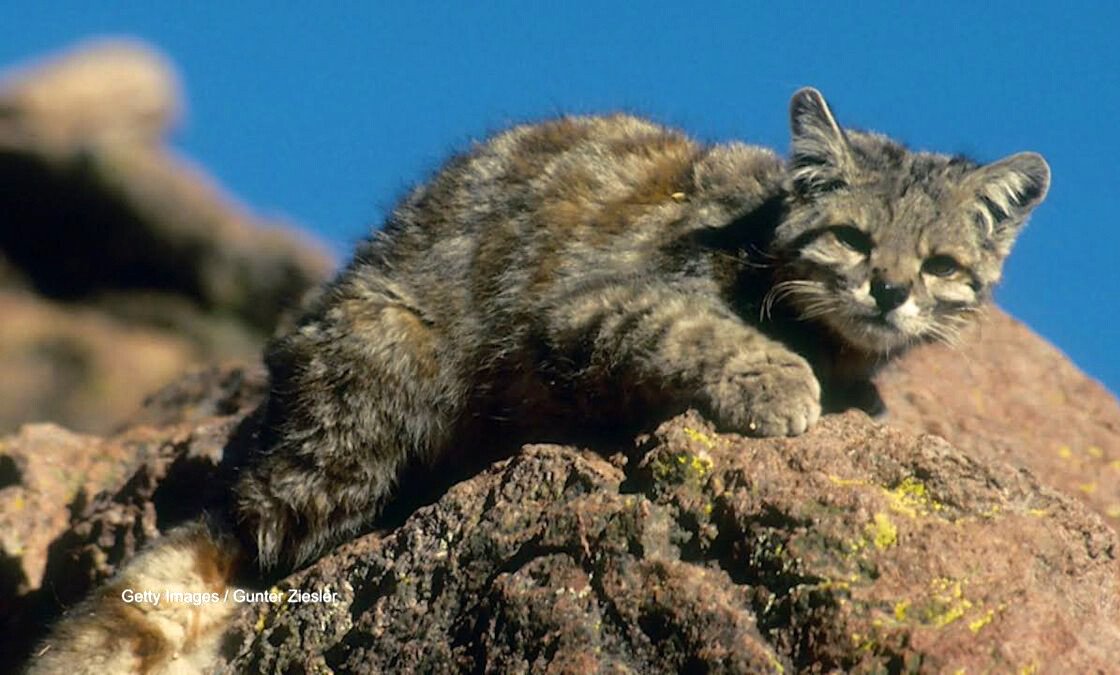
left=235, top=88, right=1050, bottom=569
left=28, top=88, right=1050, bottom=673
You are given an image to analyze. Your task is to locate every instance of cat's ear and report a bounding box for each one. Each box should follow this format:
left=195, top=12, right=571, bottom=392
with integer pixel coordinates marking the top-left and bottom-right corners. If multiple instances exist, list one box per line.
left=788, top=87, right=853, bottom=194
left=966, top=152, right=1050, bottom=254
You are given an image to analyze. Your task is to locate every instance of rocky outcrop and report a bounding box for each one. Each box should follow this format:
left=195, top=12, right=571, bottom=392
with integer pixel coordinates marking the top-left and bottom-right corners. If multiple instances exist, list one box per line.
left=3, top=309, right=1119, bottom=672
left=214, top=411, right=1119, bottom=673
left=879, top=310, right=1120, bottom=528
left=0, top=41, right=333, bottom=434
left=3, top=39, right=1119, bottom=675
left=0, top=365, right=267, bottom=665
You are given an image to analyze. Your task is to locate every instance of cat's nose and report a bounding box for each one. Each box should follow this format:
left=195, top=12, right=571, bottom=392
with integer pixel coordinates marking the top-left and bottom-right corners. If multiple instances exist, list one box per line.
left=870, top=279, right=909, bottom=312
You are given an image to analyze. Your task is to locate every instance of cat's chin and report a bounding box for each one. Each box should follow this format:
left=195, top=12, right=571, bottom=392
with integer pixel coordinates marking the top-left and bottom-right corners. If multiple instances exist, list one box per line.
left=821, top=313, right=914, bottom=354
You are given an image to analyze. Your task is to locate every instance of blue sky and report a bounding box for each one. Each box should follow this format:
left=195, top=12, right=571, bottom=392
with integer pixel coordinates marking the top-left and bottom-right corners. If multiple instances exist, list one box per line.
left=2, top=3, right=1118, bottom=395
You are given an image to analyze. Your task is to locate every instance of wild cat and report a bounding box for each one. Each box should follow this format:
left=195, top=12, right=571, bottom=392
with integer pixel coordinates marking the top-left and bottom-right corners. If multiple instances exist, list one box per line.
left=29, top=88, right=1048, bottom=673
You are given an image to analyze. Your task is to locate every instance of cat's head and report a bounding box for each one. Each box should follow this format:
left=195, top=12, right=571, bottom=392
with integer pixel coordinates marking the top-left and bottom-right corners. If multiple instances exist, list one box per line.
left=771, top=87, right=1049, bottom=353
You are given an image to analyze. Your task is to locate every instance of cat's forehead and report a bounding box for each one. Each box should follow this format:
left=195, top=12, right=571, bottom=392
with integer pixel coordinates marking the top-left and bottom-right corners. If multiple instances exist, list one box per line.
left=812, top=150, right=984, bottom=251
left=853, top=141, right=971, bottom=196
left=842, top=143, right=976, bottom=221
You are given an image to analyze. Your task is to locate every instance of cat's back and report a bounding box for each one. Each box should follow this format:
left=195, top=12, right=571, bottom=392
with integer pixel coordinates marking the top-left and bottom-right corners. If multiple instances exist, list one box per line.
left=360, top=114, right=704, bottom=294
left=414, top=113, right=700, bottom=236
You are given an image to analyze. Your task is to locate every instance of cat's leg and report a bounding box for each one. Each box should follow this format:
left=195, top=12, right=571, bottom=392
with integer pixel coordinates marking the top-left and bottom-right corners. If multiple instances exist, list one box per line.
left=237, top=280, right=462, bottom=570
left=548, top=280, right=821, bottom=437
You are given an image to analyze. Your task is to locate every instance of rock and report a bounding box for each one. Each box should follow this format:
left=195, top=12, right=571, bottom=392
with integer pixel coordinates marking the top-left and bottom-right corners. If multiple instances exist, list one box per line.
left=0, top=40, right=178, bottom=152
left=0, top=368, right=259, bottom=666
left=878, top=308, right=1120, bottom=527
left=0, top=362, right=266, bottom=609
left=3, top=41, right=1119, bottom=674
left=3, top=304, right=1119, bottom=670
left=212, top=412, right=1117, bottom=673
left=0, top=41, right=333, bottom=434
left=0, top=290, right=245, bottom=434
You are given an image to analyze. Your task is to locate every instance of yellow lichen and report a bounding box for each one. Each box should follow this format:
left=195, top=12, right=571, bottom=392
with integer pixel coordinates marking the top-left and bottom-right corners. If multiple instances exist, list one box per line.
left=828, top=475, right=867, bottom=488
left=1057, top=445, right=1072, bottom=459
left=690, top=455, right=712, bottom=474
left=894, top=599, right=910, bottom=621
left=812, top=578, right=852, bottom=592
left=1106, top=505, right=1120, bottom=519
left=980, top=505, right=1002, bottom=518
left=651, top=448, right=712, bottom=485
left=1027, top=508, right=1048, bottom=518
left=682, top=426, right=715, bottom=449
left=254, top=599, right=274, bottom=632
left=867, top=513, right=897, bottom=550
left=1077, top=482, right=1097, bottom=494
left=885, top=477, right=943, bottom=517
left=852, top=632, right=877, bottom=654
left=968, top=608, right=995, bottom=633
left=1087, top=446, right=1103, bottom=458
left=925, top=578, right=973, bottom=628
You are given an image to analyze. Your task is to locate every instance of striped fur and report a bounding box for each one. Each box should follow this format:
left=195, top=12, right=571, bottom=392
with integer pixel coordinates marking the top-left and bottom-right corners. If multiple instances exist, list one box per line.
left=31, top=89, right=1048, bottom=672
left=242, top=88, right=1048, bottom=570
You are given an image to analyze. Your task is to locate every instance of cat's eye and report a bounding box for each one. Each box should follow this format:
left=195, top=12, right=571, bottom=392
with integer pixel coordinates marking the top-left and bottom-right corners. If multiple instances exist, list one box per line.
left=830, top=225, right=872, bottom=255
left=922, top=255, right=962, bottom=278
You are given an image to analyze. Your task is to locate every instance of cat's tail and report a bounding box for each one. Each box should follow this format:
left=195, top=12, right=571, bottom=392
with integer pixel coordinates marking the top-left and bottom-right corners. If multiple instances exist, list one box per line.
left=27, top=520, right=244, bottom=675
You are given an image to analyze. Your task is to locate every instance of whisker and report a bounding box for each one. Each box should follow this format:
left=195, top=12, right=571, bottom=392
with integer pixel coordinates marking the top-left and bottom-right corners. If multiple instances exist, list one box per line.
left=761, top=279, right=826, bottom=321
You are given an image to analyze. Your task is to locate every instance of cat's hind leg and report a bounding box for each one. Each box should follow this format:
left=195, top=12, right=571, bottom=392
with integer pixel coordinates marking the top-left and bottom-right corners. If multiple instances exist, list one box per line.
left=237, top=279, right=464, bottom=570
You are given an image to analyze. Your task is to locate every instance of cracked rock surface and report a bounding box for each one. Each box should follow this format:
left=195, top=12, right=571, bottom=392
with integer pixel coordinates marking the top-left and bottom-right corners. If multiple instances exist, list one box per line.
left=214, top=412, right=1119, bottom=673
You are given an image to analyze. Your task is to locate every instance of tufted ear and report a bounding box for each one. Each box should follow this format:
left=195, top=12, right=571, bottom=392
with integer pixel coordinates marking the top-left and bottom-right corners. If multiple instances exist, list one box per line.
left=965, top=151, right=1050, bottom=254
left=788, top=87, right=853, bottom=195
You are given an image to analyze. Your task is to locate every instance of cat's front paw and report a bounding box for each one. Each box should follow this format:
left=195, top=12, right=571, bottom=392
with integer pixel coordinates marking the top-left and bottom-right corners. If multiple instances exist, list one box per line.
left=706, top=354, right=822, bottom=437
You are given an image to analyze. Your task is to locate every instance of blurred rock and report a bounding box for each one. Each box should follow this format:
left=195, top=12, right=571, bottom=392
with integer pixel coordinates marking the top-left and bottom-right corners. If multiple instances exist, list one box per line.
left=0, top=40, right=333, bottom=434
left=0, top=40, right=178, bottom=152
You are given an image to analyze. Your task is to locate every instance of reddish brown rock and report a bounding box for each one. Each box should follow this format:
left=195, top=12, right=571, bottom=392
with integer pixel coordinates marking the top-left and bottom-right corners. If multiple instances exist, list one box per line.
left=3, top=336, right=1117, bottom=672
left=208, top=410, right=1118, bottom=673
left=879, top=308, right=1120, bottom=528
left=3, top=41, right=1119, bottom=675
left=0, top=377, right=254, bottom=666
left=0, top=424, right=123, bottom=602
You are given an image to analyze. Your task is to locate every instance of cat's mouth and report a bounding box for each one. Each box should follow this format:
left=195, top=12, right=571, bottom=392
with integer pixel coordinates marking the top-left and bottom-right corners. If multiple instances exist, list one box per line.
left=780, top=283, right=919, bottom=351
left=825, top=309, right=916, bottom=352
